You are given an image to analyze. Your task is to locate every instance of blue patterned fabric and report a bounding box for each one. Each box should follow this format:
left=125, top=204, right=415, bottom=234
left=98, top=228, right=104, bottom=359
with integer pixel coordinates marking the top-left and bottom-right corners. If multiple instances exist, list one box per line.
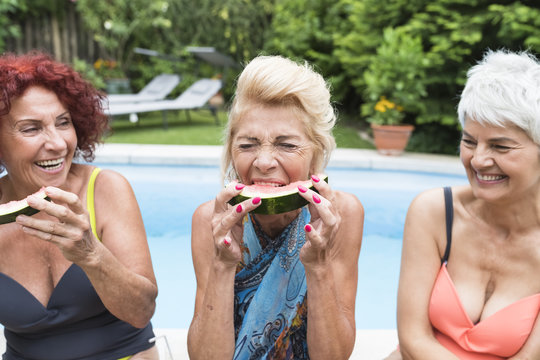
left=233, top=207, right=310, bottom=360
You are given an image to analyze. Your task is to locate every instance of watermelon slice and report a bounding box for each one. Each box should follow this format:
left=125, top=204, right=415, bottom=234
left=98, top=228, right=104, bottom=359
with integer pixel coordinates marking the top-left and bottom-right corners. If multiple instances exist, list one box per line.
left=229, top=175, right=328, bottom=215
left=0, top=188, right=50, bottom=225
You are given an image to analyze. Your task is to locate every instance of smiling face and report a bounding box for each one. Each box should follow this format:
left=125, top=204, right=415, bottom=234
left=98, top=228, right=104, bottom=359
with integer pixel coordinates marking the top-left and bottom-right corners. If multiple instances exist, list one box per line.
left=0, top=86, right=77, bottom=194
left=231, top=105, right=315, bottom=187
left=460, top=119, right=540, bottom=202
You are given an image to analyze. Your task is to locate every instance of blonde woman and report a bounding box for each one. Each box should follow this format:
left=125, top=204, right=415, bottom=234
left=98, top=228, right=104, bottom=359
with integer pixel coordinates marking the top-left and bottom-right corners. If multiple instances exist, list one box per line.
left=188, top=55, right=364, bottom=359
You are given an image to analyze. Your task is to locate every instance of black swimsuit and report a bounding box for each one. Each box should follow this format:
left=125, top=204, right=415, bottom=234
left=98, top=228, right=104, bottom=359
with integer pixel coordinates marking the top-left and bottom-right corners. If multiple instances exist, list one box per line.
left=442, top=186, right=454, bottom=264
left=0, top=264, right=154, bottom=360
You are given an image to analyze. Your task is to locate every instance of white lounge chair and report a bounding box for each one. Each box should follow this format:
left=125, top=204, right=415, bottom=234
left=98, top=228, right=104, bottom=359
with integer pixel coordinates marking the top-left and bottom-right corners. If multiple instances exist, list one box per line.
left=105, top=73, right=181, bottom=104
left=105, top=78, right=223, bottom=127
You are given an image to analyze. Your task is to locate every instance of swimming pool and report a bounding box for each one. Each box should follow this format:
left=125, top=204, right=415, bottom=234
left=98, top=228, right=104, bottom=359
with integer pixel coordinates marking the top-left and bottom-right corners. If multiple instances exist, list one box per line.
left=96, top=163, right=468, bottom=330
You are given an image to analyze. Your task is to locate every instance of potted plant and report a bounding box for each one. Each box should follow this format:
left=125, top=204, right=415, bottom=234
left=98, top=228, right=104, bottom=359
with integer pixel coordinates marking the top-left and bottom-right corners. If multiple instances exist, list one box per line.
left=367, top=96, right=414, bottom=156
left=361, top=27, right=428, bottom=155
left=93, top=58, right=131, bottom=94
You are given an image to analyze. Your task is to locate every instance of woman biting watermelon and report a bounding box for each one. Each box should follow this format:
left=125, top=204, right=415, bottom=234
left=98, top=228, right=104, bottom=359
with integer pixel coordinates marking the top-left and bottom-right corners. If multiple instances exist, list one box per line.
left=188, top=55, right=364, bottom=360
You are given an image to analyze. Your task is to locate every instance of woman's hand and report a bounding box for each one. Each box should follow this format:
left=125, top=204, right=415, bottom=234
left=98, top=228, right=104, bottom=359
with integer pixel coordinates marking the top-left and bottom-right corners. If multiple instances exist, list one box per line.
left=297, top=174, right=341, bottom=268
left=211, top=182, right=261, bottom=268
left=15, top=186, right=99, bottom=265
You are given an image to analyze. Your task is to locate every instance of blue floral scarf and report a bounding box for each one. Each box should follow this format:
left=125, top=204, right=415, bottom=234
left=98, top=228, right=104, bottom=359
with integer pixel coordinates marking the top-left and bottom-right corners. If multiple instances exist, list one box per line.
left=233, top=207, right=310, bottom=360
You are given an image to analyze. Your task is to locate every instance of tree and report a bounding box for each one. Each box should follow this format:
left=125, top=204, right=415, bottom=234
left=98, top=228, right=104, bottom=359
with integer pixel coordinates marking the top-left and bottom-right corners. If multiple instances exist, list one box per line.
left=335, top=0, right=540, bottom=128
left=0, top=0, right=26, bottom=52
left=264, top=0, right=354, bottom=107
left=76, top=0, right=171, bottom=74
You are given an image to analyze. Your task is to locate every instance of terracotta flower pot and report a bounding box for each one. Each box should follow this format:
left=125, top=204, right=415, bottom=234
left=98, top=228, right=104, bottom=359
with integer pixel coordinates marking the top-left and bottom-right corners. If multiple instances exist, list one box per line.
left=371, top=123, right=415, bottom=156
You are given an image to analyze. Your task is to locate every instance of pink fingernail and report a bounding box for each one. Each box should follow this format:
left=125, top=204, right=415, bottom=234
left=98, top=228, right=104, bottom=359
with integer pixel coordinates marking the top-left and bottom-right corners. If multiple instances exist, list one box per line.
left=304, top=224, right=312, bottom=232
left=313, top=194, right=321, bottom=204
left=252, top=197, right=261, bottom=205
left=235, top=183, right=245, bottom=190
left=224, top=238, right=231, bottom=246
left=236, top=204, right=243, bottom=213
left=298, top=185, right=308, bottom=193
left=311, top=175, right=320, bottom=183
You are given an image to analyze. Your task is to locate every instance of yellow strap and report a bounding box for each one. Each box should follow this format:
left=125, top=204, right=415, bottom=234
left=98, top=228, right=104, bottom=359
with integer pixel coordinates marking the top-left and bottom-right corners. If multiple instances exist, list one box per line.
left=87, top=167, right=102, bottom=241
left=88, top=168, right=130, bottom=360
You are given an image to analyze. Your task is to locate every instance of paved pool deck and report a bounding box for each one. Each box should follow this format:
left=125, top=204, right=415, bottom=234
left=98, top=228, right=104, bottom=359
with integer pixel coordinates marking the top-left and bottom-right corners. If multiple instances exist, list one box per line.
left=0, top=144, right=465, bottom=359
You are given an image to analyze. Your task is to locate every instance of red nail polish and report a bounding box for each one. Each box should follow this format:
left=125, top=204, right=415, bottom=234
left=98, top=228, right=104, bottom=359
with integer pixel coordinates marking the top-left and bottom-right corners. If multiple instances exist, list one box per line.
left=235, top=183, right=245, bottom=190
left=224, top=238, right=231, bottom=246
left=304, top=224, right=312, bottom=232
left=252, top=197, right=261, bottom=205
left=236, top=204, right=243, bottom=213
left=311, top=175, right=320, bottom=183
left=313, top=194, right=321, bottom=204
left=298, top=185, right=308, bottom=193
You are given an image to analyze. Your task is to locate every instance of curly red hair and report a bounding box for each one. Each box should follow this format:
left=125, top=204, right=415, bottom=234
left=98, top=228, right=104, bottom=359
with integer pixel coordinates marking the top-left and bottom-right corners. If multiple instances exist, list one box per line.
left=0, top=51, right=109, bottom=165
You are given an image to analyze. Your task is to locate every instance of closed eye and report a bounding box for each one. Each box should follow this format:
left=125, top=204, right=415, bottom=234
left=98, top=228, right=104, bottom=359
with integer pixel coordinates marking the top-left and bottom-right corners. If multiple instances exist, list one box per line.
left=492, top=144, right=512, bottom=151
left=461, top=138, right=476, bottom=147
left=238, top=143, right=256, bottom=150
left=278, top=143, right=298, bottom=149
left=57, top=118, right=72, bottom=128
left=21, top=126, right=39, bottom=134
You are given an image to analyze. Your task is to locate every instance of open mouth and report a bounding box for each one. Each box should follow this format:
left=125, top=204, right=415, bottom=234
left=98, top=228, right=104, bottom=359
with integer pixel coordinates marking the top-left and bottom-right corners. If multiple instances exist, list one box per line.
left=36, top=158, right=64, bottom=171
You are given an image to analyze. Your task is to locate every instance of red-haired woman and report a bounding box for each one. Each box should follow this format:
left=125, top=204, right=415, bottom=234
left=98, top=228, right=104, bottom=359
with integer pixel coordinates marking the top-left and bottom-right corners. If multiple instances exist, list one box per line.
left=0, top=51, right=158, bottom=359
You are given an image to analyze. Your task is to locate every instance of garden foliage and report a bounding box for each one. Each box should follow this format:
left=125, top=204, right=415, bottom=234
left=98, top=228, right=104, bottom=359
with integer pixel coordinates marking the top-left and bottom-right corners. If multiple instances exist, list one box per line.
left=2, top=0, right=540, bottom=153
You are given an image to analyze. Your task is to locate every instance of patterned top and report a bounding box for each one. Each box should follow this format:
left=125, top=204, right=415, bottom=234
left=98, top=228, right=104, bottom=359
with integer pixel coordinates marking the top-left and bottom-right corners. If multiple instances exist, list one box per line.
left=233, top=207, right=310, bottom=360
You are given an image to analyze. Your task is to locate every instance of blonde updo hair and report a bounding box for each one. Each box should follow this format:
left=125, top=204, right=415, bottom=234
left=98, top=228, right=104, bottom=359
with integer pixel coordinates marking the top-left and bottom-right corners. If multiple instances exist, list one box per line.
left=222, top=55, right=336, bottom=182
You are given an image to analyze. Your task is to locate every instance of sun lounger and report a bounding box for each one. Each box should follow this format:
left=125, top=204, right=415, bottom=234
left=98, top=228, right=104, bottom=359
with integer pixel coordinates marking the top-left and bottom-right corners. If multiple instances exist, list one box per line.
left=105, top=73, right=181, bottom=104
left=105, top=78, right=223, bottom=127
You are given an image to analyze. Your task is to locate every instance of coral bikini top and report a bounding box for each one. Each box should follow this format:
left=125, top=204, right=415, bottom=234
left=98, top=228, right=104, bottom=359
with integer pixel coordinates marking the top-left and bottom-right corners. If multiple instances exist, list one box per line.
left=428, top=187, right=540, bottom=359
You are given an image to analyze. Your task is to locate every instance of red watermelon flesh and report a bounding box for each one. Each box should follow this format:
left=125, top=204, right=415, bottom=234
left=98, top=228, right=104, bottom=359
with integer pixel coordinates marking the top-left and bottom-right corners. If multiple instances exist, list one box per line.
left=229, top=175, right=328, bottom=214
left=0, top=188, right=50, bottom=225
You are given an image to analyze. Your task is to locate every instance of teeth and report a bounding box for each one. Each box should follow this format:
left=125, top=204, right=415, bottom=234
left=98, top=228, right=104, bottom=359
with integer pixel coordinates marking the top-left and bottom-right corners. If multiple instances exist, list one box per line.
left=254, top=181, right=283, bottom=187
left=477, top=174, right=504, bottom=181
left=36, top=158, right=64, bottom=169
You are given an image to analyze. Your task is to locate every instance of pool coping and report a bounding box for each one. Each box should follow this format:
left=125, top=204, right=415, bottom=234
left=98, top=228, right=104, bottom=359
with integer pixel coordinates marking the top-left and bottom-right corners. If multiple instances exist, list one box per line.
left=95, top=143, right=466, bottom=176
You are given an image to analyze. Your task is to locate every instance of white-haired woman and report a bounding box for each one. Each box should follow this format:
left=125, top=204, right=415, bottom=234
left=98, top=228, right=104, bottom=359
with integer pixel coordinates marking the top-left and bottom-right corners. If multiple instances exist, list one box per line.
left=390, top=49, right=540, bottom=359
left=187, top=55, right=364, bottom=360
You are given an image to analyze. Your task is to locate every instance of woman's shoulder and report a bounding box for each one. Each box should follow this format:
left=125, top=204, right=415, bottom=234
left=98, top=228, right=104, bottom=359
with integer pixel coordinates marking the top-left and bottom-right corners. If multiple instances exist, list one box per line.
left=192, top=199, right=216, bottom=223
left=410, top=186, right=448, bottom=209
left=411, top=185, right=470, bottom=207
left=77, top=165, right=135, bottom=202
left=405, top=185, right=471, bottom=231
left=70, top=164, right=126, bottom=184
left=403, top=188, right=448, bottom=229
left=333, top=190, right=364, bottom=215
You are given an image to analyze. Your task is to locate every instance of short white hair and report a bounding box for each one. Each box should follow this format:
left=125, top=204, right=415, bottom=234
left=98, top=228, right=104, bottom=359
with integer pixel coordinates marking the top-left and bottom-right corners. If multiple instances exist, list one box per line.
left=457, top=49, right=540, bottom=143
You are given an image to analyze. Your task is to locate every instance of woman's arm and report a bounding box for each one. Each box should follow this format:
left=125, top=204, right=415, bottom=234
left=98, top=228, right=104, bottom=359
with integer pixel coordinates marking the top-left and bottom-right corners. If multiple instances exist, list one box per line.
left=396, top=188, right=458, bottom=359
left=187, top=201, right=237, bottom=360
left=187, top=184, right=261, bottom=360
left=298, top=177, right=364, bottom=360
left=85, top=170, right=157, bottom=327
left=20, top=170, right=157, bottom=328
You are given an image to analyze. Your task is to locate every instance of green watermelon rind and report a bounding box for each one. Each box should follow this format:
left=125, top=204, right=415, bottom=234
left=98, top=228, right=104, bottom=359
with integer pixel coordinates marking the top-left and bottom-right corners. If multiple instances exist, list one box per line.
left=229, top=175, right=328, bottom=215
left=0, top=195, right=51, bottom=225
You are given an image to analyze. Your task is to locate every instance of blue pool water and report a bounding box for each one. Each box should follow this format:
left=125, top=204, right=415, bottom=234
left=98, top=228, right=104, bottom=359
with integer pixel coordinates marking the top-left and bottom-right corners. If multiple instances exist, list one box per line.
left=97, top=163, right=468, bottom=330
